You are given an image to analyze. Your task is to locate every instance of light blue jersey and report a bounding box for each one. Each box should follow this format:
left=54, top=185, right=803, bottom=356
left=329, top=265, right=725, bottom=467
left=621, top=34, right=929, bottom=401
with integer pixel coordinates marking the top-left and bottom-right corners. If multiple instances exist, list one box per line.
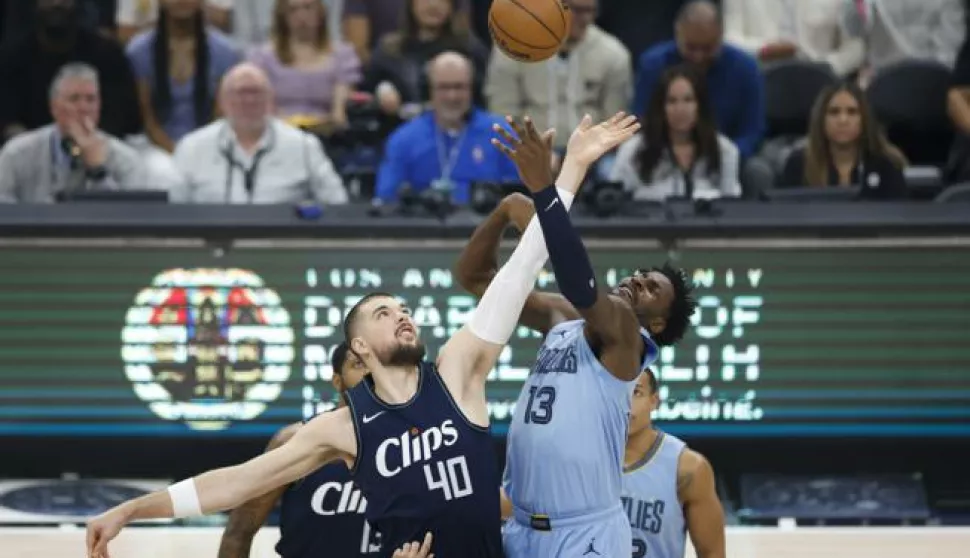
left=622, top=431, right=688, bottom=558
left=504, top=319, right=659, bottom=520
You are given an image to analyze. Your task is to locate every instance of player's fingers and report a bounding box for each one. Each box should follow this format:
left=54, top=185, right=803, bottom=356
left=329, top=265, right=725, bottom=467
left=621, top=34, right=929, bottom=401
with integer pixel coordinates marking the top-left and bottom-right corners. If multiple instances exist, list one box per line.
left=523, top=116, right=542, bottom=143
left=619, top=114, right=639, bottom=130
left=418, top=531, right=433, bottom=555
left=490, top=138, right=517, bottom=159
left=607, top=111, right=626, bottom=127
left=505, top=115, right=526, bottom=143
left=579, top=113, right=593, bottom=130
left=492, top=123, right=518, bottom=146
left=541, top=128, right=556, bottom=149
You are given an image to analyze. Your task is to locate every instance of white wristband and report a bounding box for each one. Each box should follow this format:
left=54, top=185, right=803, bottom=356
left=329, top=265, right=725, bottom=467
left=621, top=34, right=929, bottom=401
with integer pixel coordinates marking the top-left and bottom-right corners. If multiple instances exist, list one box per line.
left=556, top=188, right=575, bottom=206
left=167, top=478, right=202, bottom=518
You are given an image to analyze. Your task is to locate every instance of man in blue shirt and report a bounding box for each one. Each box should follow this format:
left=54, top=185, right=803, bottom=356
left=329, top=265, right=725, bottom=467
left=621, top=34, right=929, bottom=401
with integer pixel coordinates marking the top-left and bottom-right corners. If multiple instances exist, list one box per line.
left=632, top=0, right=765, bottom=159
left=375, top=51, right=519, bottom=204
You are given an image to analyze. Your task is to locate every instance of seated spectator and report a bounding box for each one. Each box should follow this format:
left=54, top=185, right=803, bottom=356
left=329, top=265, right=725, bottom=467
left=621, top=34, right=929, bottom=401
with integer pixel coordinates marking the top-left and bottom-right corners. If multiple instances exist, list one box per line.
left=843, top=0, right=965, bottom=86
left=361, top=0, right=488, bottom=118
left=117, top=0, right=232, bottom=44
left=248, top=0, right=361, bottom=136
left=126, top=0, right=242, bottom=152
left=343, top=0, right=470, bottom=63
left=724, top=0, right=865, bottom=78
left=633, top=0, right=765, bottom=160
left=172, top=62, right=349, bottom=204
left=779, top=83, right=907, bottom=199
left=0, top=0, right=141, bottom=141
left=375, top=51, right=518, bottom=204
left=595, top=0, right=690, bottom=66
left=611, top=66, right=740, bottom=201
left=485, top=0, right=631, bottom=160
left=3, top=0, right=116, bottom=39
left=0, top=63, right=146, bottom=203
left=946, top=30, right=970, bottom=182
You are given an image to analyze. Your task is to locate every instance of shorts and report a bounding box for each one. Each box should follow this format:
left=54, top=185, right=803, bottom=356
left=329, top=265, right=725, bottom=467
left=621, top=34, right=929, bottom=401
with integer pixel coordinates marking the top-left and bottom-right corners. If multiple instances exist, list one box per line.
left=502, top=505, right=631, bottom=558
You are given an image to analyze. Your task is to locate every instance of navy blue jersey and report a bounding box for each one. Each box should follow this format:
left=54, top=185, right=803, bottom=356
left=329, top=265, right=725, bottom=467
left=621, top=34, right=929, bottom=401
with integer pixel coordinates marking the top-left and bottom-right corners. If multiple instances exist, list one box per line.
left=345, top=361, right=504, bottom=558
left=275, top=462, right=381, bottom=558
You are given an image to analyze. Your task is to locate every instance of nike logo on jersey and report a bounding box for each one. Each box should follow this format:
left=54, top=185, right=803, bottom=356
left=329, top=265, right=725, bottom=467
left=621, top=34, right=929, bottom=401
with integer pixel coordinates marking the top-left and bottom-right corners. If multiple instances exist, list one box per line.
left=363, top=411, right=385, bottom=424
left=545, top=196, right=559, bottom=211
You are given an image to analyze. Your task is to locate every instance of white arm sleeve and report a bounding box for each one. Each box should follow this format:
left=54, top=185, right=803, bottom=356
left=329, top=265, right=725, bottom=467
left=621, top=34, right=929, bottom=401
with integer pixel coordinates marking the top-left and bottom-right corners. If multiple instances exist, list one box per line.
left=468, top=188, right=575, bottom=345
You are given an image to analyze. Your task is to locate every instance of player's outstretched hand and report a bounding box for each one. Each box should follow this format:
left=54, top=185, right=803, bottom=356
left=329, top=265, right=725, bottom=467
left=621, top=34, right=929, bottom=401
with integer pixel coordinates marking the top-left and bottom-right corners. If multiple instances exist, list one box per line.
left=499, top=192, right=535, bottom=233
left=491, top=115, right=556, bottom=194
left=86, top=505, right=130, bottom=558
left=393, top=532, right=435, bottom=558
left=564, top=111, right=640, bottom=168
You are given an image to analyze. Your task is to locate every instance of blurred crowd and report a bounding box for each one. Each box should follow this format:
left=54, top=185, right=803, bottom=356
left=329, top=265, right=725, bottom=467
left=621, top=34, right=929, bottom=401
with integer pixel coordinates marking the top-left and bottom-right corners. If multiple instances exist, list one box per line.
left=0, top=0, right=968, bottom=209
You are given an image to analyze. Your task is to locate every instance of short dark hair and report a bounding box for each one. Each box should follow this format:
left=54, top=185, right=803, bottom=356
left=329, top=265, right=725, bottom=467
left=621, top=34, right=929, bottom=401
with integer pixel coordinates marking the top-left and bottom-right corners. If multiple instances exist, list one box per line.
left=342, top=291, right=397, bottom=342
left=332, top=342, right=350, bottom=376
left=652, top=262, right=697, bottom=347
left=643, top=367, right=658, bottom=394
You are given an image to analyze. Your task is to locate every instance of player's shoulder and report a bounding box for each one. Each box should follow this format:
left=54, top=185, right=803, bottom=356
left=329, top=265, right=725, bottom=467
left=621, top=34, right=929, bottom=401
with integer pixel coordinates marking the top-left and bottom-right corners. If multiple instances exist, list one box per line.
left=677, top=447, right=713, bottom=482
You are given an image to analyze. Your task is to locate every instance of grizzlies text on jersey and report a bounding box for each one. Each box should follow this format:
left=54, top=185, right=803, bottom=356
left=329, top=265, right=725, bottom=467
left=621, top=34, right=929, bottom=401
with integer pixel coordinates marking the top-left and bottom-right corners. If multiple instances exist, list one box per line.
left=345, top=361, right=504, bottom=558
left=276, top=462, right=381, bottom=557
left=622, top=431, right=687, bottom=558
left=502, top=319, right=658, bottom=558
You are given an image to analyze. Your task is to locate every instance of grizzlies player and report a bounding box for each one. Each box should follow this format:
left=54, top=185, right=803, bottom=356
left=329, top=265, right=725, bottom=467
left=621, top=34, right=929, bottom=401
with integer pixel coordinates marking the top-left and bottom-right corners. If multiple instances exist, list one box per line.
left=217, top=342, right=381, bottom=558
left=86, top=111, right=636, bottom=558
left=624, top=369, right=725, bottom=558
left=462, top=117, right=699, bottom=557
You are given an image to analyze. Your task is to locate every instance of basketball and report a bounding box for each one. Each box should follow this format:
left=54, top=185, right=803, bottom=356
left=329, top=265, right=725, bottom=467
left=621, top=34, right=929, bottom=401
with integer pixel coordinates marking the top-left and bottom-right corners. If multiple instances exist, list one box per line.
left=488, top=0, right=571, bottom=63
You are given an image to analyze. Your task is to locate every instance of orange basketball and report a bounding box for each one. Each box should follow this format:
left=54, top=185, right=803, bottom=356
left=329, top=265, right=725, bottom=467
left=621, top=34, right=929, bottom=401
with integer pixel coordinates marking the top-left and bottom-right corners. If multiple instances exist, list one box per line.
left=488, top=0, right=571, bottom=63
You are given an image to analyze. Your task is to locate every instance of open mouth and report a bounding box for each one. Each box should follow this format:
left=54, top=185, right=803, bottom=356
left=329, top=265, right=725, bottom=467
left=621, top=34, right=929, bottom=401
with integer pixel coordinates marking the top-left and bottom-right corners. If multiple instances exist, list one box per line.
left=396, top=324, right=415, bottom=337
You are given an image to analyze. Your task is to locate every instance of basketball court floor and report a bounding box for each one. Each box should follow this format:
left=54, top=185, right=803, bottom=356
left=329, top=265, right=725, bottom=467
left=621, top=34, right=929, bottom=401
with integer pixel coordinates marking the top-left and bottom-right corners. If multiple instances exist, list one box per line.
left=3, top=526, right=969, bottom=557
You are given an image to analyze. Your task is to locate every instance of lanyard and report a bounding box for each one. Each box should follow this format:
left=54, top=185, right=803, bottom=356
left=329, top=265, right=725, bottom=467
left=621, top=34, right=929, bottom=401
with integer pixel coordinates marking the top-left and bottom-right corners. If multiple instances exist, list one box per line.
left=435, top=125, right=468, bottom=182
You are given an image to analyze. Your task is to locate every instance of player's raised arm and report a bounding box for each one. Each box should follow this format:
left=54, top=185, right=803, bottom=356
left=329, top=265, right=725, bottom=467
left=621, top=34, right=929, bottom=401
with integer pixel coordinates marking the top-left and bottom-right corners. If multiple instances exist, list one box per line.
left=85, top=411, right=354, bottom=558
left=679, top=450, right=727, bottom=558
left=217, top=423, right=301, bottom=558
left=455, top=192, right=579, bottom=336
left=522, top=114, right=646, bottom=381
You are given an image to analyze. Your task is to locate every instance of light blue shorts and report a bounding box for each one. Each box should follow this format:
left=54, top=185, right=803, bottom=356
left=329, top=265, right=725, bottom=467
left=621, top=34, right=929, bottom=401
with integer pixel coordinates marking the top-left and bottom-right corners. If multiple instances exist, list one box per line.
left=502, top=505, right=632, bottom=558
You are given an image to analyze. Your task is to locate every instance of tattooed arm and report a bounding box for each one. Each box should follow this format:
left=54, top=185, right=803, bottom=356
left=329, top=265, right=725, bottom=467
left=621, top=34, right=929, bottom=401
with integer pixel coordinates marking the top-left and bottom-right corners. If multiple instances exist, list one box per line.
left=677, top=449, right=726, bottom=558
left=217, top=423, right=302, bottom=558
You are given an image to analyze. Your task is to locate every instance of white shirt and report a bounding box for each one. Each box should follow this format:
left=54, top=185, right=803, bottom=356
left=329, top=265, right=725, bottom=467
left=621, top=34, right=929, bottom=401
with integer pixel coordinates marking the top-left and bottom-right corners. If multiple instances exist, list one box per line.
left=609, top=134, right=742, bottom=202
left=171, top=118, right=349, bottom=205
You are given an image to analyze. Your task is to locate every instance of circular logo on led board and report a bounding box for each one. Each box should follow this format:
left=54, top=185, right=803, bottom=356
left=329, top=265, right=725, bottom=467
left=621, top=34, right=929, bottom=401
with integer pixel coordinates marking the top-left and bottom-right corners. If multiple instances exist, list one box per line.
left=121, top=268, right=293, bottom=430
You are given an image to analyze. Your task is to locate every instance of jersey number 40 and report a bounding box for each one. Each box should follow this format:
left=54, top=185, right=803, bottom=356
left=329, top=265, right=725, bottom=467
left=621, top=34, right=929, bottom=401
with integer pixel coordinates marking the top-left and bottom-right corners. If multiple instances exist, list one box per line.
left=424, top=456, right=474, bottom=501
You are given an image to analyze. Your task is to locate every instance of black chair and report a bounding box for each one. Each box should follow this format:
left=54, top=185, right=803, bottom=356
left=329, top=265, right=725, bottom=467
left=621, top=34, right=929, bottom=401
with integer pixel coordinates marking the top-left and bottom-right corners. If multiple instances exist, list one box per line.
left=867, top=60, right=954, bottom=167
left=763, top=60, right=838, bottom=139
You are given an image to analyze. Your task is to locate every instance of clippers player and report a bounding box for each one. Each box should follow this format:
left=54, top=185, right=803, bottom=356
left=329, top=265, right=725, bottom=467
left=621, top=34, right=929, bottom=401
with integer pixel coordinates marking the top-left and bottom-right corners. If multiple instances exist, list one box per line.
left=623, top=368, right=725, bottom=558
left=216, top=342, right=381, bottom=558
left=462, top=115, right=700, bottom=557
left=86, top=111, right=636, bottom=558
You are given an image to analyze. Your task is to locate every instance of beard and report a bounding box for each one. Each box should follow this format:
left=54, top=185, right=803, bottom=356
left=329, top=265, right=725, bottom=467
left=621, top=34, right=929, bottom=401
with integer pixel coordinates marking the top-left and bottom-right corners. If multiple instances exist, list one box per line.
left=383, top=341, right=426, bottom=367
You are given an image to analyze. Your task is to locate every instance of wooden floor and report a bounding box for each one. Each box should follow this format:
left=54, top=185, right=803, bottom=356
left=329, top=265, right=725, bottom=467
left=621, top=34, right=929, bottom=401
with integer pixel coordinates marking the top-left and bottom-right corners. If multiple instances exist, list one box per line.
left=2, top=526, right=969, bottom=558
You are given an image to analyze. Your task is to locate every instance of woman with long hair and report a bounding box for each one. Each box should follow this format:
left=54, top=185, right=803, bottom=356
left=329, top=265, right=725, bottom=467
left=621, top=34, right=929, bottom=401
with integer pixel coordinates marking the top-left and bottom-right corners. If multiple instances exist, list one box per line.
left=361, top=0, right=488, bottom=116
left=248, top=0, right=361, bottom=134
left=780, top=82, right=907, bottom=198
left=610, top=65, right=741, bottom=201
left=126, top=0, right=240, bottom=152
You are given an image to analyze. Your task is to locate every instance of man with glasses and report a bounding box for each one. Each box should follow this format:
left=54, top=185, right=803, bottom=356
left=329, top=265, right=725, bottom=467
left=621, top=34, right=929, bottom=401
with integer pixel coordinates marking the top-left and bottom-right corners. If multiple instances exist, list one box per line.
left=374, top=50, right=519, bottom=205
left=171, top=62, right=349, bottom=204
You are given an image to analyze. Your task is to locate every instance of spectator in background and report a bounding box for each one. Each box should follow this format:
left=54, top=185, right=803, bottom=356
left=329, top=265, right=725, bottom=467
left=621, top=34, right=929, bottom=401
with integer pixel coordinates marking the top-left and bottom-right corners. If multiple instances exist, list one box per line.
left=843, top=0, right=965, bottom=87
left=232, top=0, right=346, bottom=53
left=126, top=0, right=241, bottom=152
left=3, top=0, right=116, bottom=40
left=116, top=0, right=231, bottom=44
left=485, top=0, right=631, bottom=169
left=375, top=51, right=517, bottom=204
left=361, top=0, right=487, bottom=118
left=946, top=27, right=970, bottom=182
left=779, top=83, right=907, bottom=199
left=248, top=0, right=360, bottom=136
left=633, top=0, right=765, bottom=160
left=172, top=62, right=349, bottom=204
left=0, top=63, right=146, bottom=202
left=0, top=0, right=141, bottom=141
left=611, top=65, right=740, bottom=201
left=724, top=0, right=864, bottom=78
left=595, top=0, right=690, bottom=67
left=343, top=0, right=469, bottom=63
